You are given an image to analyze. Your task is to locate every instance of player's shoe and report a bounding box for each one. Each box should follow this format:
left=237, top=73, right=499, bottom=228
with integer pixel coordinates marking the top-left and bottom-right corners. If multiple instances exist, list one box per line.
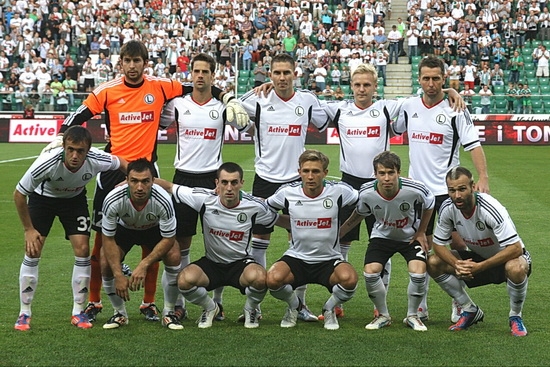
left=162, top=313, right=184, bottom=330
left=84, top=302, right=103, bottom=323
left=323, top=309, right=339, bottom=330
left=174, top=305, right=188, bottom=321
left=298, top=303, right=318, bottom=322
left=197, top=303, right=219, bottom=329
left=103, top=313, right=128, bottom=329
left=280, top=307, right=298, bottom=328
left=403, top=315, right=428, bottom=332
left=214, top=303, right=225, bottom=321
left=417, top=307, right=429, bottom=322
left=365, top=315, right=392, bottom=330
left=71, top=312, right=93, bottom=329
left=121, top=263, right=132, bottom=277
left=139, top=303, right=160, bottom=322
left=237, top=308, right=263, bottom=323
left=451, top=300, right=462, bottom=323
left=509, top=316, right=528, bottom=337
left=243, top=308, right=260, bottom=329
left=14, top=313, right=31, bottom=331
left=449, top=307, right=484, bottom=331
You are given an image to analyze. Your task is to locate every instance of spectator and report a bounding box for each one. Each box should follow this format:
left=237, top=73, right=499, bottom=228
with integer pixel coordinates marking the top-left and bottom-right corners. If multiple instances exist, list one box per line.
left=478, top=84, right=493, bottom=114
left=460, top=84, right=476, bottom=113
left=448, top=59, right=462, bottom=90
left=463, top=59, right=477, bottom=90
left=375, top=44, right=389, bottom=86
left=321, top=84, right=334, bottom=100
left=491, top=64, right=505, bottom=86
left=508, top=50, right=523, bottom=83
left=19, top=65, right=36, bottom=93
left=81, top=57, right=96, bottom=92
left=406, top=24, right=420, bottom=64
left=506, top=82, right=518, bottom=113
left=308, top=80, right=322, bottom=95
left=341, top=65, right=350, bottom=85
left=56, top=85, right=69, bottom=111
left=533, top=44, right=550, bottom=78
left=520, top=82, right=533, bottom=114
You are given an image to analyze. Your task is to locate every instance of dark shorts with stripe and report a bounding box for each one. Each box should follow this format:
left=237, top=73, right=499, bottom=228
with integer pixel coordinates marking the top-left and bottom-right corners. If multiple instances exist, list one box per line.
left=29, top=191, right=90, bottom=239
left=458, top=249, right=532, bottom=288
left=278, top=255, right=345, bottom=291
left=193, top=256, right=258, bottom=294
left=113, top=224, right=162, bottom=260
left=172, top=170, right=216, bottom=237
left=340, top=173, right=375, bottom=242
left=427, top=194, right=449, bottom=236
left=365, top=238, right=427, bottom=266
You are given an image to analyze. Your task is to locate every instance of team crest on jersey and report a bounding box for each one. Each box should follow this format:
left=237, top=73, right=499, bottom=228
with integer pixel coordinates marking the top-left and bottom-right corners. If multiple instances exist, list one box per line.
left=209, top=110, right=220, bottom=120
left=436, top=114, right=446, bottom=124
left=146, top=213, right=158, bottom=221
left=369, top=109, right=380, bottom=118
left=144, top=94, right=155, bottom=104
left=476, top=221, right=486, bottom=231
left=323, top=198, right=333, bottom=209
left=82, top=173, right=92, bottom=181
left=295, top=106, right=304, bottom=116
left=399, top=202, right=410, bottom=211
left=237, top=213, right=247, bottom=223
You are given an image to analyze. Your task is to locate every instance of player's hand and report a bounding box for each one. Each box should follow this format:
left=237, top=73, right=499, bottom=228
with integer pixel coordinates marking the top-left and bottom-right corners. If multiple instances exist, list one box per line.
left=24, top=229, right=44, bottom=258
left=254, top=82, right=274, bottom=97
left=411, top=233, right=430, bottom=254
left=129, top=263, right=147, bottom=291
left=115, top=274, right=130, bottom=301
left=474, top=177, right=490, bottom=193
left=444, top=88, right=466, bottom=111
left=41, top=135, right=63, bottom=154
left=223, top=94, right=249, bottom=127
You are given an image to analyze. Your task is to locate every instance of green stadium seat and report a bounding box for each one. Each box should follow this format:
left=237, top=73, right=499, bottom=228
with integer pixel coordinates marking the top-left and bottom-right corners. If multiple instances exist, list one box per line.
left=522, top=47, right=533, bottom=57
left=237, top=77, right=249, bottom=86
left=471, top=95, right=482, bottom=108
left=494, top=107, right=508, bottom=113
left=533, top=107, right=545, bottom=114
left=532, top=99, right=543, bottom=109
left=539, top=84, right=550, bottom=94
left=527, top=77, right=538, bottom=87
left=543, top=40, right=550, bottom=48
left=340, top=85, right=350, bottom=96
left=239, top=70, right=250, bottom=78
left=411, top=56, right=422, bottom=65
left=493, top=85, right=505, bottom=94
left=524, top=62, right=535, bottom=71
left=237, top=84, right=248, bottom=94
left=539, top=77, right=550, bottom=86
left=525, top=69, right=536, bottom=78
left=494, top=95, right=507, bottom=109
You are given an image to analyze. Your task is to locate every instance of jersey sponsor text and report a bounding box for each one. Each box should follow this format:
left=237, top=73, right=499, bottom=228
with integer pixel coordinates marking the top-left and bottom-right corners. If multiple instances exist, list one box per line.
left=295, top=217, right=332, bottom=229
left=119, top=111, right=155, bottom=124
left=267, top=124, right=302, bottom=136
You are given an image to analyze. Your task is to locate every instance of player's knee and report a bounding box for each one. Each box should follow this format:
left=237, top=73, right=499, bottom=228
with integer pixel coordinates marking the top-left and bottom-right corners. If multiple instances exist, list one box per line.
left=336, top=264, right=358, bottom=288
left=266, top=270, right=285, bottom=289
left=504, top=258, right=528, bottom=282
left=426, top=254, right=444, bottom=276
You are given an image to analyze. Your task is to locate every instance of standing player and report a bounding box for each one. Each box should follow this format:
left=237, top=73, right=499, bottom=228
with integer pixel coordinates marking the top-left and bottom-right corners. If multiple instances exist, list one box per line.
left=241, top=53, right=329, bottom=321
left=266, top=150, right=359, bottom=330
left=13, top=126, right=126, bottom=331
left=41, top=40, right=248, bottom=323
left=340, top=151, right=434, bottom=331
left=100, top=159, right=182, bottom=330
left=155, top=163, right=285, bottom=329
left=428, top=167, right=530, bottom=336
left=159, top=53, right=251, bottom=321
left=393, top=56, right=490, bottom=322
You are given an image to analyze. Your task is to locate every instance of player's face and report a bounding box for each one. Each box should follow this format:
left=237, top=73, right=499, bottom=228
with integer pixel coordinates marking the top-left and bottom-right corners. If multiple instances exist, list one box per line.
left=191, top=60, right=213, bottom=92
left=351, top=72, right=376, bottom=108
left=447, top=175, right=475, bottom=213
left=127, top=169, right=154, bottom=205
left=216, top=170, right=243, bottom=208
left=419, top=66, right=445, bottom=98
left=270, top=61, right=296, bottom=98
left=63, top=139, right=89, bottom=172
left=122, top=55, right=146, bottom=85
left=374, top=164, right=400, bottom=197
left=299, top=160, right=328, bottom=197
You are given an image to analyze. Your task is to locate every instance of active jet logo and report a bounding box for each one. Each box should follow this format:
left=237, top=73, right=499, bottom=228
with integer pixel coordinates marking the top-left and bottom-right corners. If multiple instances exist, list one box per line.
left=182, top=128, right=217, bottom=139
left=345, top=126, right=380, bottom=137
left=295, top=218, right=332, bottom=229
left=209, top=228, right=245, bottom=242
left=119, top=111, right=155, bottom=124
left=464, top=237, right=494, bottom=247
left=382, top=217, right=408, bottom=228
left=267, top=124, right=301, bottom=136
left=410, top=131, right=444, bottom=145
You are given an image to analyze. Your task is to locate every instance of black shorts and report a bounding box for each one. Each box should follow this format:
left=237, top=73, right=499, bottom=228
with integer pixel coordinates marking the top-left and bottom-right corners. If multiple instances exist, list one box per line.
left=83, top=77, right=95, bottom=89
left=28, top=191, right=90, bottom=239
left=113, top=224, right=162, bottom=260
left=252, top=174, right=298, bottom=235
left=364, top=238, right=427, bottom=266
left=278, top=255, right=345, bottom=291
left=92, top=168, right=158, bottom=231
left=340, top=173, right=375, bottom=242
left=458, top=249, right=532, bottom=288
left=427, top=194, right=449, bottom=236
left=172, top=170, right=216, bottom=237
left=193, top=256, right=257, bottom=294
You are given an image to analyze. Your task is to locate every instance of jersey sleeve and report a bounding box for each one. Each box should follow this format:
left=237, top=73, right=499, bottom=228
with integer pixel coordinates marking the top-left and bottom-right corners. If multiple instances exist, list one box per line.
left=171, top=184, right=209, bottom=212
left=384, top=97, right=407, bottom=121
left=16, top=150, right=62, bottom=195
left=88, top=147, right=121, bottom=172
left=249, top=195, right=280, bottom=228
left=481, top=198, right=521, bottom=248
left=160, top=98, right=176, bottom=129
left=101, top=188, right=122, bottom=237
left=239, top=90, right=259, bottom=120
left=455, top=110, right=481, bottom=151
left=393, top=100, right=408, bottom=135
left=153, top=186, right=177, bottom=238
left=266, top=186, right=287, bottom=212
left=340, top=181, right=359, bottom=207
left=433, top=202, right=454, bottom=245
left=308, top=93, right=330, bottom=131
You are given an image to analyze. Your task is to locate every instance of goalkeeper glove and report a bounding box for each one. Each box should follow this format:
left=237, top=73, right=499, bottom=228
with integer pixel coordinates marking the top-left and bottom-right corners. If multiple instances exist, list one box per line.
left=222, top=94, right=249, bottom=128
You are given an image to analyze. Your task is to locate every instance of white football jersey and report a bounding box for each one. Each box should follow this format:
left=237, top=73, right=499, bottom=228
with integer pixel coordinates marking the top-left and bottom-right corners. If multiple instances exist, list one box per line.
left=393, top=97, right=481, bottom=195
left=240, top=89, right=329, bottom=183
left=102, top=183, right=176, bottom=239
left=171, top=185, right=279, bottom=263
left=267, top=181, right=358, bottom=263
left=356, top=177, right=435, bottom=242
left=325, top=98, right=404, bottom=178
left=16, top=147, right=120, bottom=199
left=434, top=193, right=525, bottom=259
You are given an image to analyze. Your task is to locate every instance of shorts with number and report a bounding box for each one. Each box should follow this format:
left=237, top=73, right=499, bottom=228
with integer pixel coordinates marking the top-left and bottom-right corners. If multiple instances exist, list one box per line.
left=172, top=170, right=216, bottom=237
left=252, top=174, right=298, bottom=235
left=365, top=238, right=427, bottom=266
left=28, top=191, right=90, bottom=239
left=92, top=168, right=158, bottom=231
left=113, top=224, right=162, bottom=259
left=340, top=173, right=375, bottom=242
left=458, top=249, right=532, bottom=288
left=427, top=194, right=449, bottom=236
left=193, top=256, right=258, bottom=294
left=278, top=255, right=344, bottom=291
